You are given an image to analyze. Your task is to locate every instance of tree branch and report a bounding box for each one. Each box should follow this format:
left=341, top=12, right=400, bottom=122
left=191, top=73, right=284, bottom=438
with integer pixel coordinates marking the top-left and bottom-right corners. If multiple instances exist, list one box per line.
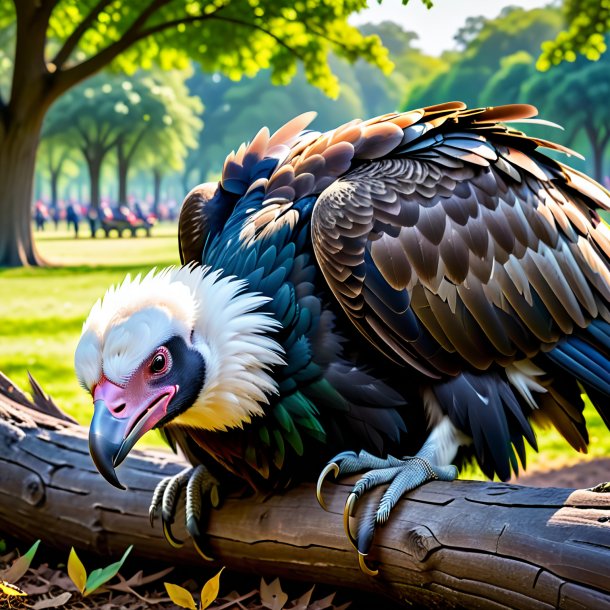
left=125, top=125, right=151, bottom=162
left=52, top=0, right=114, bottom=69
left=54, top=0, right=310, bottom=94
left=211, top=16, right=306, bottom=61
left=299, top=20, right=356, bottom=55
left=54, top=0, right=172, bottom=94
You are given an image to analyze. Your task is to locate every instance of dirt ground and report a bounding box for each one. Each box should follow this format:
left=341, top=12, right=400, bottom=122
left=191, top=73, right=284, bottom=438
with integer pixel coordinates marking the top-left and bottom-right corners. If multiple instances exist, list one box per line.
left=512, top=457, right=610, bottom=489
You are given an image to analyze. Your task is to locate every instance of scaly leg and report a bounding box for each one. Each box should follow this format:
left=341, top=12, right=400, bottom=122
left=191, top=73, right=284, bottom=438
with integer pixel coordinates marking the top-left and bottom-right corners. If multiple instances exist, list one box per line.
left=317, top=417, right=464, bottom=574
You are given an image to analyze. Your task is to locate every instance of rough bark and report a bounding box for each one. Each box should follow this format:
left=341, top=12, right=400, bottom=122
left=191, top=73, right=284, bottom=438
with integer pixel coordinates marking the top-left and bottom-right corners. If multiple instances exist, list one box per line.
left=0, top=121, right=46, bottom=266
left=0, top=372, right=609, bottom=610
left=0, top=1, right=54, bottom=266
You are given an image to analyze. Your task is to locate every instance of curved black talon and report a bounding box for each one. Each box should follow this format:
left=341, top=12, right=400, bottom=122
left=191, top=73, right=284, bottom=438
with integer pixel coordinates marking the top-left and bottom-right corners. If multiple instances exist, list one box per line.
left=149, top=478, right=168, bottom=527
left=343, top=493, right=359, bottom=550
left=192, top=537, right=215, bottom=562
left=358, top=553, right=378, bottom=577
left=162, top=519, right=184, bottom=548
left=316, top=462, right=339, bottom=511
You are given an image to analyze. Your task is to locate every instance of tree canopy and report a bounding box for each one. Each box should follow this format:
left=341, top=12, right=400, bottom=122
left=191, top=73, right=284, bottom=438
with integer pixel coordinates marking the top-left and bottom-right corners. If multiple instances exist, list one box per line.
left=0, top=0, right=428, bottom=266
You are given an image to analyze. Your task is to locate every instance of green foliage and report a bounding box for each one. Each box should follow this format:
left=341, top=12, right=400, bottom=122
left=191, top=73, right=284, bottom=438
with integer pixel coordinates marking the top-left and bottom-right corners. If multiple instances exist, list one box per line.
left=133, top=69, right=203, bottom=177
left=0, top=0, right=427, bottom=99
left=480, top=51, right=536, bottom=105
left=42, top=67, right=202, bottom=205
left=67, top=545, right=132, bottom=596
left=539, top=0, right=610, bottom=70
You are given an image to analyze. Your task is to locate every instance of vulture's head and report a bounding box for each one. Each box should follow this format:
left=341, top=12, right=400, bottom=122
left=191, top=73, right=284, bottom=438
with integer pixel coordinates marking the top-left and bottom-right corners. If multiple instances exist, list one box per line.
left=75, top=266, right=284, bottom=488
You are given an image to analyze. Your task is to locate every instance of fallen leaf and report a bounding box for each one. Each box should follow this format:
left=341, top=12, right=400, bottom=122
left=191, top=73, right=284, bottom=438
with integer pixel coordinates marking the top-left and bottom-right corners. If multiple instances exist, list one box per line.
left=288, top=586, right=314, bottom=610
left=0, top=581, right=26, bottom=596
left=107, top=567, right=174, bottom=592
left=31, top=592, right=72, bottom=609
left=84, top=545, right=132, bottom=595
left=1, top=540, right=40, bottom=583
left=200, top=567, right=224, bottom=609
left=164, top=582, right=197, bottom=610
left=309, top=593, right=335, bottom=610
left=106, top=577, right=171, bottom=605
left=214, top=589, right=258, bottom=610
left=260, top=578, right=288, bottom=610
left=67, top=548, right=87, bottom=594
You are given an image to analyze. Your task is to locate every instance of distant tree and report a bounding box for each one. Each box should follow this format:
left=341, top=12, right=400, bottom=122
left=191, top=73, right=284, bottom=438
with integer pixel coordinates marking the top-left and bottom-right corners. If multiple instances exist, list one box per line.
left=454, top=15, right=488, bottom=50
left=182, top=65, right=366, bottom=186
left=533, top=58, right=610, bottom=182
left=44, top=74, right=171, bottom=210
left=0, top=0, right=416, bottom=267
left=181, top=21, right=446, bottom=190
left=115, top=70, right=202, bottom=205
left=404, top=7, right=563, bottom=108
left=480, top=51, right=536, bottom=105
left=36, top=135, right=79, bottom=210
left=134, top=76, right=202, bottom=213
left=356, top=22, right=446, bottom=116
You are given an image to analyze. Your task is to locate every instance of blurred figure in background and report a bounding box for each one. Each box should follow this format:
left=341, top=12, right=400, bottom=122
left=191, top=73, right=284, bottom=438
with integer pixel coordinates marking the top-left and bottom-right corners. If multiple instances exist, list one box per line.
left=66, top=203, right=80, bottom=238
left=87, top=205, right=98, bottom=238
left=34, top=201, right=48, bottom=231
left=52, top=204, right=61, bottom=230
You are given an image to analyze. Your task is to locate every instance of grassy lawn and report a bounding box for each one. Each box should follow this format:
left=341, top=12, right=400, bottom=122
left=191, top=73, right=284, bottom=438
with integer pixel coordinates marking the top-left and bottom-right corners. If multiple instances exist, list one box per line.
left=0, top=224, right=608, bottom=474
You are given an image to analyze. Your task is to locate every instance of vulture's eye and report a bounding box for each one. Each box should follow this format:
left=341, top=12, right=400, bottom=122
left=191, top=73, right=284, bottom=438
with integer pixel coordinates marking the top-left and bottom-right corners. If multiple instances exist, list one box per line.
left=150, top=348, right=170, bottom=375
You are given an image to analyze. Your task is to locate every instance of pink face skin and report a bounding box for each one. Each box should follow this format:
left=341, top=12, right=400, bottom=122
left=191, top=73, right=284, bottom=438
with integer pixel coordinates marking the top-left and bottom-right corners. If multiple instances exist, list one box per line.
left=88, top=346, right=179, bottom=488
left=93, top=365, right=177, bottom=442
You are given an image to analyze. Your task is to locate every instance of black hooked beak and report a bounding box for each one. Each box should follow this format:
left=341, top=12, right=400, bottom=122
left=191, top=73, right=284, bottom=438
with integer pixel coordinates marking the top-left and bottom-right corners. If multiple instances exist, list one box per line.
left=89, top=399, right=129, bottom=490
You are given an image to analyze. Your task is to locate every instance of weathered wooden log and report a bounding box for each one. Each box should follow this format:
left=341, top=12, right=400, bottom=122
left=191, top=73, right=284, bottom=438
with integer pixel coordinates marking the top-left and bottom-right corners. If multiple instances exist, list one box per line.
left=0, top=372, right=609, bottom=609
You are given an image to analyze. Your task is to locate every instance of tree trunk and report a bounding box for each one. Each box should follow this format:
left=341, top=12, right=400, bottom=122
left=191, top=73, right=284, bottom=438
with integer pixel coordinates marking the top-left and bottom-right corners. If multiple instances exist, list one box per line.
left=153, top=168, right=162, bottom=215
left=50, top=169, right=60, bottom=210
left=0, top=121, right=46, bottom=266
left=0, top=372, right=609, bottom=609
left=591, top=140, right=604, bottom=184
left=0, top=0, right=57, bottom=266
left=86, top=154, right=103, bottom=211
left=117, top=140, right=129, bottom=206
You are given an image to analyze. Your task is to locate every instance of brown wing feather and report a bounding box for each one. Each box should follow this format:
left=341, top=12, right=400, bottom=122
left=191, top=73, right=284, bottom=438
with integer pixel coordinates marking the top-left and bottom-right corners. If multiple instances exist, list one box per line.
left=312, top=152, right=610, bottom=377
left=178, top=182, right=219, bottom=265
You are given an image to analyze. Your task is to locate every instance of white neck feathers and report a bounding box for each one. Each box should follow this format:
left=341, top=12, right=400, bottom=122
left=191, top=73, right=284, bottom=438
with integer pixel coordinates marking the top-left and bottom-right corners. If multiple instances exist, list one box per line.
left=75, top=266, right=285, bottom=431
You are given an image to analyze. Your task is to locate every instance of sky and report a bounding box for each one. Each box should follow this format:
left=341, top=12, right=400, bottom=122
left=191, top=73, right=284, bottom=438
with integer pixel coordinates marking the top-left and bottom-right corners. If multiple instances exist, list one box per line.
left=350, top=0, right=552, bottom=56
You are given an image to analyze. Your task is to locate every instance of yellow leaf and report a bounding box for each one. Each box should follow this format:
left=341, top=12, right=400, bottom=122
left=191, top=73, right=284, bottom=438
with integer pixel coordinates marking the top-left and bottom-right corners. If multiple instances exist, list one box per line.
left=67, top=548, right=87, bottom=594
left=0, top=581, right=27, bottom=596
left=164, top=582, right=197, bottom=610
left=200, top=567, right=224, bottom=610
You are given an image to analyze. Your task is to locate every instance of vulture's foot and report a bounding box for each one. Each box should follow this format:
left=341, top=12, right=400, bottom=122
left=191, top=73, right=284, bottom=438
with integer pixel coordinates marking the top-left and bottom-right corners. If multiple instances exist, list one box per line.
left=149, top=465, right=219, bottom=560
left=317, top=448, right=457, bottom=575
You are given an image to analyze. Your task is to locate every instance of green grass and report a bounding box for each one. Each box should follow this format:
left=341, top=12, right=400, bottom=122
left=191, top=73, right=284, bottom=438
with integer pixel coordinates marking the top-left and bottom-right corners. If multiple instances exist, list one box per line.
left=1, top=225, right=608, bottom=474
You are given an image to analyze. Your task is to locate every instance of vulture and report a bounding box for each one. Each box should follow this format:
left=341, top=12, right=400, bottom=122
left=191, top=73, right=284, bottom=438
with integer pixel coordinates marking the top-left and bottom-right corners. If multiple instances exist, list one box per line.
left=76, top=102, right=610, bottom=573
